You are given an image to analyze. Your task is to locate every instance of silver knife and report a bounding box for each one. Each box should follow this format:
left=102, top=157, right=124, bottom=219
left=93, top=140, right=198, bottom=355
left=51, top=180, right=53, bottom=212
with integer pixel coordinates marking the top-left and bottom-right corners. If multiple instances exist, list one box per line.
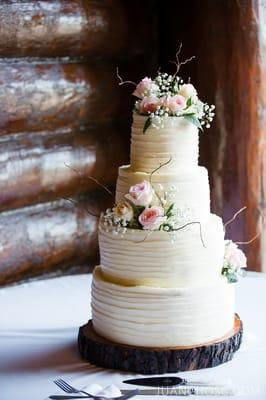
left=49, top=387, right=235, bottom=398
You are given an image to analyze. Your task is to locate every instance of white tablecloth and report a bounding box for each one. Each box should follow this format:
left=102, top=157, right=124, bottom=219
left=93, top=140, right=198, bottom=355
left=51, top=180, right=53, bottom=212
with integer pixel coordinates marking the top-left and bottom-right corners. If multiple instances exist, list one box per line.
left=1, top=272, right=266, bottom=400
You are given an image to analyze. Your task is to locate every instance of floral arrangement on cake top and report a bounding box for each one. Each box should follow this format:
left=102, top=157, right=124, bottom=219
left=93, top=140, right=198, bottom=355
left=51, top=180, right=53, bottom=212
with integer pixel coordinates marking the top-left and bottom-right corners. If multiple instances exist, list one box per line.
left=117, top=46, right=215, bottom=133
left=133, top=73, right=215, bottom=133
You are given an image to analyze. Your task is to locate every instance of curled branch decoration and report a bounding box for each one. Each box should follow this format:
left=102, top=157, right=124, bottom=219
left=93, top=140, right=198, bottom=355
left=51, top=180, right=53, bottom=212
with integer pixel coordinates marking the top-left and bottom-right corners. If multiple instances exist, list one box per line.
left=116, top=67, right=137, bottom=87
left=62, top=197, right=100, bottom=218
left=64, top=163, right=114, bottom=199
left=171, top=221, right=206, bottom=248
left=224, top=206, right=247, bottom=232
left=170, top=43, right=195, bottom=77
left=149, top=157, right=173, bottom=207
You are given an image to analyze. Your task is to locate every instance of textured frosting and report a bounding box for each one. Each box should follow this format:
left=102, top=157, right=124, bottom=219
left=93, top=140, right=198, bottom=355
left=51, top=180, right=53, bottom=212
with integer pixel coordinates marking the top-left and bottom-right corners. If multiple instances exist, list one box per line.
left=90, top=112, right=235, bottom=348
left=92, top=266, right=235, bottom=347
left=130, top=114, right=199, bottom=173
left=116, top=165, right=210, bottom=221
left=99, top=214, right=224, bottom=287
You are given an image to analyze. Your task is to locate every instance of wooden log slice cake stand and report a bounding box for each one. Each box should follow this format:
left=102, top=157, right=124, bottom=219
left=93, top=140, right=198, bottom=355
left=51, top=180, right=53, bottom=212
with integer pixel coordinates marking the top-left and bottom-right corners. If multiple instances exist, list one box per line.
left=78, top=315, right=243, bottom=374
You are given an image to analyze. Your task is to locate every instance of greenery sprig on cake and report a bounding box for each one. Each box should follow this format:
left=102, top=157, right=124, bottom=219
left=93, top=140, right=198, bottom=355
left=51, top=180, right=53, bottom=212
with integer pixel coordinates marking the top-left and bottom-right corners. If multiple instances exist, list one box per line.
left=132, top=73, right=215, bottom=133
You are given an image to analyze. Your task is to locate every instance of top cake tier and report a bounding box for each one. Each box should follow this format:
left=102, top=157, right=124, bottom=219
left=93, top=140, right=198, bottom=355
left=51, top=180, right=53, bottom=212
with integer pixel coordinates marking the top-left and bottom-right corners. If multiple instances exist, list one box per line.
left=130, top=113, right=199, bottom=174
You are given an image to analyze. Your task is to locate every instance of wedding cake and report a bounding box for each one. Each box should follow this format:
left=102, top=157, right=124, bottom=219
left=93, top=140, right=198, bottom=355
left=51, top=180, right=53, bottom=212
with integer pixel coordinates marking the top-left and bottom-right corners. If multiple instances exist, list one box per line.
left=90, top=71, right=246, bottom=348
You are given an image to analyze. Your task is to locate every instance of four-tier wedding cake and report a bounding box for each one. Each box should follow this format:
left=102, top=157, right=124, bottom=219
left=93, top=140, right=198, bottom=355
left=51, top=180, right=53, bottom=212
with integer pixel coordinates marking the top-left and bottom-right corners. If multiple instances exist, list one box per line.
left=90, top=71, right=246, bottom=349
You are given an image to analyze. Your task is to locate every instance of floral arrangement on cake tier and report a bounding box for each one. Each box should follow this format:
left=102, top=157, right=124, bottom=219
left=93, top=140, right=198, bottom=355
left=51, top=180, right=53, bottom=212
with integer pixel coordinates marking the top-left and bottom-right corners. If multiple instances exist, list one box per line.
left=132, top=73, right=215, bottom=133
left=102, top=180, right=196, bottom=240
left=102, top=180, right=248, bottom=283
left=222, top=240, right=247, bottom=283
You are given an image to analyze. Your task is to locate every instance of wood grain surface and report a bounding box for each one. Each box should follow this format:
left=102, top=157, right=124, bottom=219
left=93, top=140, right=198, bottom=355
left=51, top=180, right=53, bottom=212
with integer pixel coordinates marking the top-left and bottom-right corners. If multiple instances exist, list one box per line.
left=195, top=0, right=266, bottom=272
left=0, top=0, right=156, bottom=285
left=0, top=123, right=129, bottom=212
left=157, top=0, right=266, bottom=272
left=0, top=194, right=111, bottom=286
left=0, top=0, right=153, bottom=58
left=0, top=61, right=130, bottom=135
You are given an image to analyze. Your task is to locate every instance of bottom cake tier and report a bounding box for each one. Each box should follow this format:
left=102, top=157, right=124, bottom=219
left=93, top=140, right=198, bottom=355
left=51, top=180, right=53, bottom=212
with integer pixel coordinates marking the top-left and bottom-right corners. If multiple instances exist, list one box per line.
left=91, top=266, right=235, bottom=347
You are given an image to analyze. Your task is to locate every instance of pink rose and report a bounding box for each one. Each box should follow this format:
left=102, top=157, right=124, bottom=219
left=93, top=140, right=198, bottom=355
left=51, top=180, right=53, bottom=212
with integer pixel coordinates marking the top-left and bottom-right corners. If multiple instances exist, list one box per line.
left=224, top=241, right=247, bottom=270
left=125, top=180, right=153, bottom=206
left=139, top=206, right=166, bottom=230
left=162, top=95, right=186, bottom=114
left=139, top=96, right=160, bottom=114
left=133, top=77, right=158, bottom=98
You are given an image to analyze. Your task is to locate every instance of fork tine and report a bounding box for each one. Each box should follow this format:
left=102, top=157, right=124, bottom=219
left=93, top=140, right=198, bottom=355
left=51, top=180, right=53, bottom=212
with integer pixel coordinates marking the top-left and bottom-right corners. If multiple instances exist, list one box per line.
left=54, top=379, right=73, bottom=393
left=57, top=379, right=77, bottom=392
left=54, top=378, right=79, bottom=393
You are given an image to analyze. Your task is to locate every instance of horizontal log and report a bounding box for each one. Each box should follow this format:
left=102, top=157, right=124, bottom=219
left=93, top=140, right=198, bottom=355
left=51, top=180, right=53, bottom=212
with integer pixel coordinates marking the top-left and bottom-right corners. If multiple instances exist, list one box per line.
left=0, top=61, right=132, bottom=134
left=0, top=0, right=154, bottom=58
left=0, top=195, right=110, bottom=286
left=0, top=123, right=129, bottom=212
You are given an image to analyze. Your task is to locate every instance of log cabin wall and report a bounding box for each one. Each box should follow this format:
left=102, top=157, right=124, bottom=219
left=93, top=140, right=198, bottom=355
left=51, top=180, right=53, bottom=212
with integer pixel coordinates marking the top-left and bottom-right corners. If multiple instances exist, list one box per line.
left=0, top=0, right=265, bottom=286
left=0, top=0, right=156, bottom=286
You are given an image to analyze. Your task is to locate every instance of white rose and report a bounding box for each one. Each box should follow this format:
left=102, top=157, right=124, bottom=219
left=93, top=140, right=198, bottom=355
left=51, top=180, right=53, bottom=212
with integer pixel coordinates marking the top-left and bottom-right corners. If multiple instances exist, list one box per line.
left=178, top=83, right=197, bottom=100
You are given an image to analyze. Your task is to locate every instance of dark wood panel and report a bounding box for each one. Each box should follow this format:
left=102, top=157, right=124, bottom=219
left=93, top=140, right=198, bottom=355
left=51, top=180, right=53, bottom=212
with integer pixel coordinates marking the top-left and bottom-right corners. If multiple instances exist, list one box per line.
left=0, top=61, right=128, bottom=134
left=0, top=194, right=110, bottom=286
left=0, top=123, right=129, bottom=212
left=156, top=0, right=266, bottom=271
left=0, top=0, right=154, bottom=58
left=194, top=0, right=266, bottom=271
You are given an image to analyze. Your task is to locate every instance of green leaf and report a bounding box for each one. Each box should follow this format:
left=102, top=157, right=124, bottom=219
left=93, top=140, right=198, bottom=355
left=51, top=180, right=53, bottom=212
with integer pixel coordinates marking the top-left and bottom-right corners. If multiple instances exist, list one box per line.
left=186, top=97, right=193, bottom=107
left=143, top=117, right=152, bottom=133
left=166, top=203, right=175, bottom=218
left=183, top=114, right=203, bottom=130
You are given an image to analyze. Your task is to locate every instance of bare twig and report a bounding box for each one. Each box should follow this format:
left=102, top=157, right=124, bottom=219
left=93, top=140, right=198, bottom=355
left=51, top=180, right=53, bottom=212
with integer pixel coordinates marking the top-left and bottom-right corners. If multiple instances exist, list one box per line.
left=116, top=67, right=137, bottom=87
left=135, top=230, right=153, bottom=243
left=149, top=157, right=173, bottom=206
left=235, top=232, right=260, bottom=245
left=170, top=43, right=195, bottom=77
left=235, top=206, right=265, bottom=245
left=224, top=206, right=247, bottom=232
left=62, top=197, right=100, bottom=218
left=64, top=163, right=114, bottom=198
left=171, top=221, right=206, bottom=248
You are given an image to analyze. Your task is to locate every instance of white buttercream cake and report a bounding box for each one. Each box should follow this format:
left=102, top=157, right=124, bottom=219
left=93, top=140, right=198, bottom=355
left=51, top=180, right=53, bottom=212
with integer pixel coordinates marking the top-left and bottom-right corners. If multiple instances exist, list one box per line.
left=90, top=72, right=243, bottom=348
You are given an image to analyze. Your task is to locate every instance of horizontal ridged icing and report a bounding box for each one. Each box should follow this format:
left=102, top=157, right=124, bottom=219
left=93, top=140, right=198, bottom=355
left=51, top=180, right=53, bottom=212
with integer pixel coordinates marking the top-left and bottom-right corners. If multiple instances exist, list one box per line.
left=130, top=114, right=199, bottom=173
left=92, top=266, right=235, bottom=347
left=99, top=214, right=224, bottom=287
left=116, top=165, right=210, bottom=221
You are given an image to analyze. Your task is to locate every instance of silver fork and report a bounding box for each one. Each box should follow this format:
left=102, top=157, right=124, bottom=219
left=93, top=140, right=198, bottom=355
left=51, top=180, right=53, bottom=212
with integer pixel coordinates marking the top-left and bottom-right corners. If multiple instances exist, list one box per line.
left=52, top=379, right=139, bottom=400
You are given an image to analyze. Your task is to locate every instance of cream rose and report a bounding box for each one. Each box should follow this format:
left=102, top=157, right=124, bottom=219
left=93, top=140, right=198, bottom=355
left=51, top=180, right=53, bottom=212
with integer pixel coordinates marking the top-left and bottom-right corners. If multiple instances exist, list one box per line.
left=138, top=206, right=166, bottom=230
left=133, top=77, right=159, bottom=99
left=113, top=202, right=133, bottom=222
left=178, top=83, right=197, bottom=100
left=125, top=180, right=153, bottom=206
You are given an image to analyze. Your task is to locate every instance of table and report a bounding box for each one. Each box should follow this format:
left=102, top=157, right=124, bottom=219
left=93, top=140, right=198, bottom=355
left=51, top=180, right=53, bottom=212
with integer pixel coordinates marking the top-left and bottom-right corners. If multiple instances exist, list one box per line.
left=1, top=272, right=266, bottom=400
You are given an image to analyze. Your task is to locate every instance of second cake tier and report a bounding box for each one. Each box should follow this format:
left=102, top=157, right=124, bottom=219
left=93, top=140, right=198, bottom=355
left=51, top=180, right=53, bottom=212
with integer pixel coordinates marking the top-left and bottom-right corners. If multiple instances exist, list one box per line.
left=116, top=165, right=210, bottom=221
